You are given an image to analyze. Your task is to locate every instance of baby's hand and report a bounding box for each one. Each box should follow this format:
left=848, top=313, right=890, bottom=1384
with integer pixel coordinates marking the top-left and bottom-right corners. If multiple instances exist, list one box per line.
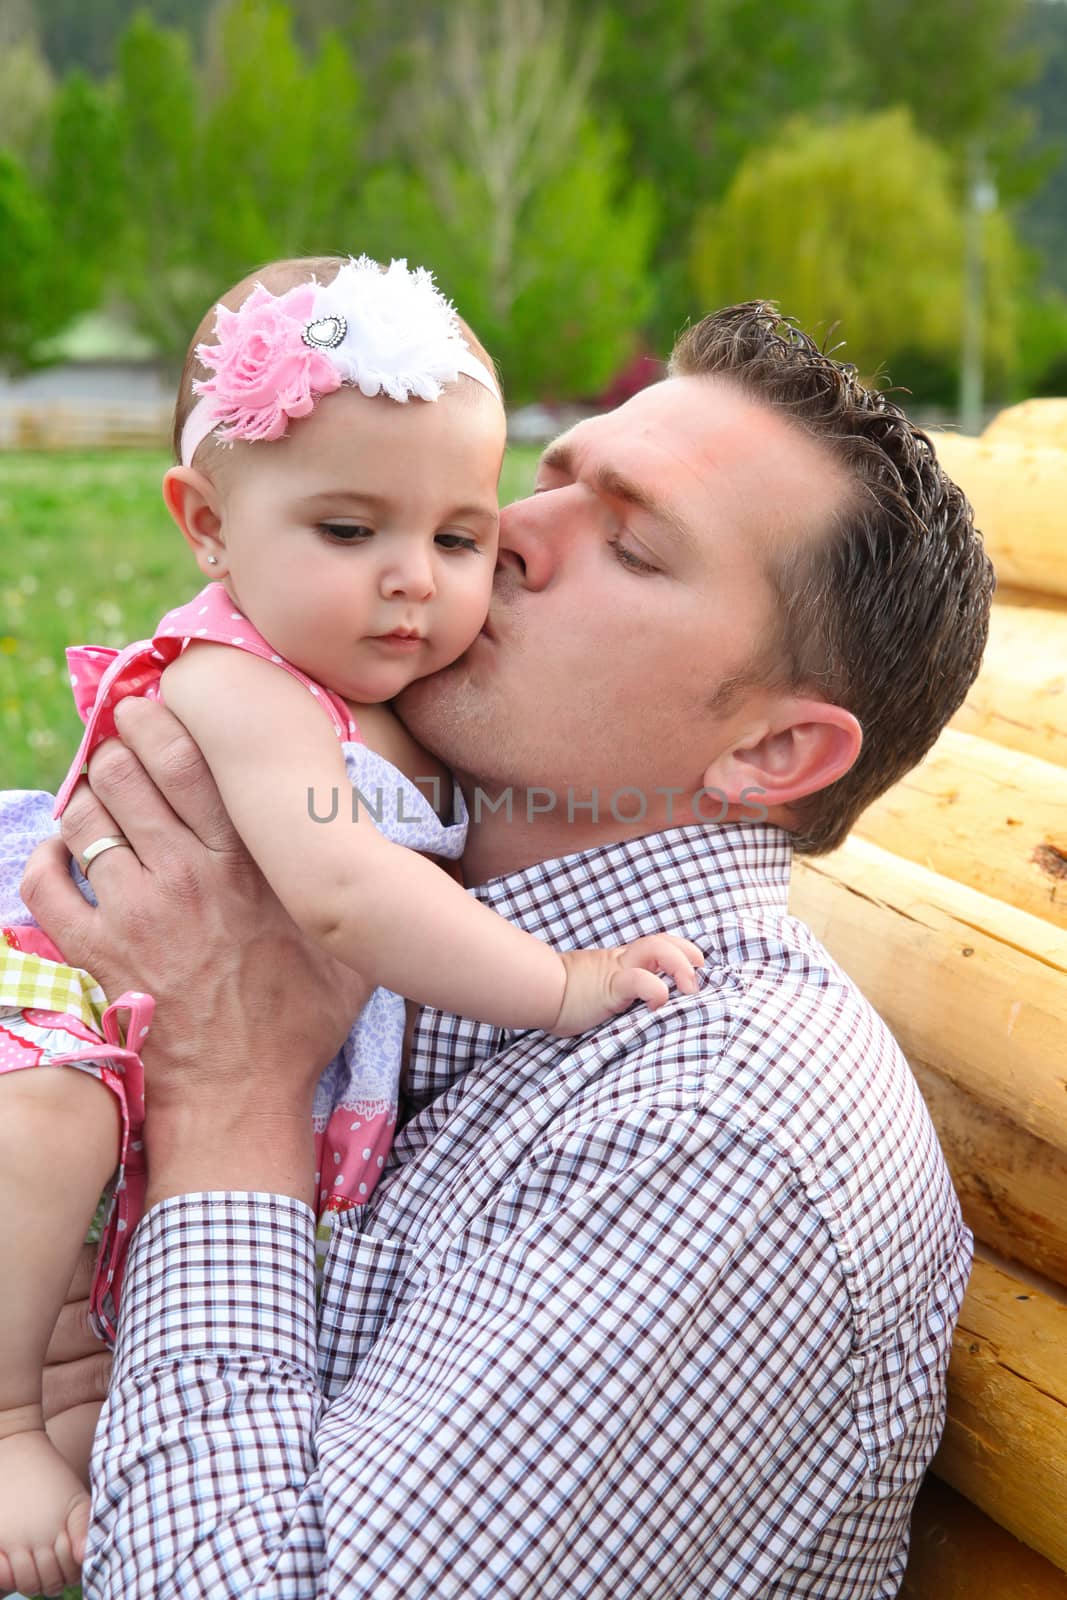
left=552, top=936, right=704, bottom=1036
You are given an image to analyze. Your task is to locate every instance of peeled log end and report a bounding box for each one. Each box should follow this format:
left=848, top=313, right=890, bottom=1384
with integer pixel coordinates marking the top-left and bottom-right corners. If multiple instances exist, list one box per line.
left=903, top=1476, right=1067, bottom=1598
left=909, top=1063, right=1067, bottom=1288
left=932, top=1256, right=1067, bottom=1574
left=929, top=432, right=1067, bottom=598
left=982, top=398, right=1067, bottom=453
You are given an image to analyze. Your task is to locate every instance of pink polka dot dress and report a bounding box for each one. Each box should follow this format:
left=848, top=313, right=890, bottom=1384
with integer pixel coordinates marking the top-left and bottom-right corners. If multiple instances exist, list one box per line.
left=0, top=583, right=466, bottom=1336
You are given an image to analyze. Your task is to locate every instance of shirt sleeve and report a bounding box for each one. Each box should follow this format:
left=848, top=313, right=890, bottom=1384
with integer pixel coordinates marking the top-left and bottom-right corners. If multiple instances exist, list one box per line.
left=85, top=1113, right=871, bottom=1600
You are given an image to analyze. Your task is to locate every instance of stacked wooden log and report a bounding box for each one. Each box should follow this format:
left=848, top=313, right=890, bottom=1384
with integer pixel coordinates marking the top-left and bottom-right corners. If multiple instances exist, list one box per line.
left=787, top=397, right=1067, bottom=1597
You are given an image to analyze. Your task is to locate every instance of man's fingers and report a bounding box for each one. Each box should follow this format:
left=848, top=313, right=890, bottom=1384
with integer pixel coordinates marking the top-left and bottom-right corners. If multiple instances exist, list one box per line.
left=20, top=835, right=99, bottom=966
left=42, top=1349, right=113, bottom=1422
left=66, top=1240, right=97, bottom=1305
left=65, top=729, right=197, bottom=882
left=111, top=697, right=240, bottom=853
left=59, top=773, right=143, bottom=895
left=47, top=1401, right=103, bottom=1492
left=45, top=1255, right=107, bottom=1367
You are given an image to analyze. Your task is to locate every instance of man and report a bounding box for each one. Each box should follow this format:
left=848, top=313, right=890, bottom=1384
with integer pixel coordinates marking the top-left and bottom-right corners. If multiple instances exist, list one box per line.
left=26, top=304, right=991, bottom=1597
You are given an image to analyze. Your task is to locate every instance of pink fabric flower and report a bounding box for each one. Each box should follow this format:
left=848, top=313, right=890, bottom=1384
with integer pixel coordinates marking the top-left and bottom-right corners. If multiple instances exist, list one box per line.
left=193, top=282, right=342, bottom=443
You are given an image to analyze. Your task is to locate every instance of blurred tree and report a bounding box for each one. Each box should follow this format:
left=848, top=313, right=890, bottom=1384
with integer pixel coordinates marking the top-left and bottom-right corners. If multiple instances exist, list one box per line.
left=198, top=0, right=364, bottom=279
left=0, top=151, right=56, bottom=370
left=112, top=14, right=208, bottom=361
left=1015, top=0, right=1067, bottom=293
left=357, top=0, right=656, bottom=401
left=0, top=4, right=55, bottom=168
left=33, top=0, right=135, bottom=77
left=1014, top=287, right=1067, bottom=395
left=0, top=66, right=126, bottom=370
left=33, top=0, right=216, bottom=78
left=849, top=0, right=1038, bottom=191
left=593, top=0, right=857, bottom=341
left=45, top=72, right=125, bottom=312
left=106, top=1, right=366, bottom=363
left=690, top=109, right=1023, bottom=390
left=284, top=0, right=430, bottom=161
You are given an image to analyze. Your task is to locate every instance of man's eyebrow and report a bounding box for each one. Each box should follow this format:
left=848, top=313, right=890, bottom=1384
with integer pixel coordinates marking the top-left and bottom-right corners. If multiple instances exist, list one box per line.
left=540, top=439, right=694, bottom=550
left=540, top=439, right=575, bottom=474
left=592, top=467, right=694, bottom=548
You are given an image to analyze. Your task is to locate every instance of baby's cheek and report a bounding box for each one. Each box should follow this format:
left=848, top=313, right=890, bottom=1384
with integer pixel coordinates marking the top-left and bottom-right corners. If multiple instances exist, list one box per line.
left=445, top=580, right=493, bottom=656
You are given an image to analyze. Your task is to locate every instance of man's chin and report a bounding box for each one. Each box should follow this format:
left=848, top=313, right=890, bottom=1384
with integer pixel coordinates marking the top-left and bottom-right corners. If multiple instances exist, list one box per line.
left=393, top=655, right=478, bottom=749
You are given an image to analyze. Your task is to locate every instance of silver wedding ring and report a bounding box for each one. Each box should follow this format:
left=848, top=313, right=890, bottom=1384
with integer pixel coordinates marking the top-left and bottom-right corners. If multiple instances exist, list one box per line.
left=82, top=834, right=132, bottom=873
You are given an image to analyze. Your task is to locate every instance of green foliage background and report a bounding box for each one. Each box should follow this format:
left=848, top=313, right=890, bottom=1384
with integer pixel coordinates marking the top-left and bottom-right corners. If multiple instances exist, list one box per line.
left=691, top=109, right=1025, bottom=387
left=1, top=0, right=1067, bottom=402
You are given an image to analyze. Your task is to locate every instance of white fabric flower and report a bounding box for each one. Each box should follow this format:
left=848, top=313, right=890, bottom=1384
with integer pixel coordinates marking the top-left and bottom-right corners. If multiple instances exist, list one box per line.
left=310, top=257, right=476, bottom=403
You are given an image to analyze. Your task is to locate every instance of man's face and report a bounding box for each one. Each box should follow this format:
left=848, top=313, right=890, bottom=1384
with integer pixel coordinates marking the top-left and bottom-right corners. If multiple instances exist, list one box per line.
left=397, top=374, right=850, bottom=817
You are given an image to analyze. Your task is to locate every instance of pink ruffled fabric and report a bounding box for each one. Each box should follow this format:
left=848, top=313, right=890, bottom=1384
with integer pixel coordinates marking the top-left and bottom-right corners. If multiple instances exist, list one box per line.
left=192, top=282, right=341, bottom=444
left=56, top=582, right=358, bottom=816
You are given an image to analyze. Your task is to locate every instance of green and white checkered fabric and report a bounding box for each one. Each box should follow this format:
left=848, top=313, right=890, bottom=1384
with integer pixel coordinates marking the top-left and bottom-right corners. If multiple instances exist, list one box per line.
left=0, top=940, right=106, bottom=1031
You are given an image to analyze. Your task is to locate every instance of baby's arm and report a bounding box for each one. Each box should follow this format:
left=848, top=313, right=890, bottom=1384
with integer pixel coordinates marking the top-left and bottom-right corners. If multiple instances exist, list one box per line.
left=161, top=647, right=700, bottom=1034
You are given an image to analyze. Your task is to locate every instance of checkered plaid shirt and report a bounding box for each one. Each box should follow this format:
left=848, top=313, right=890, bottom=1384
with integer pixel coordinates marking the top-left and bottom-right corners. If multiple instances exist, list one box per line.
left=85, top=823, right=970, bottom=1599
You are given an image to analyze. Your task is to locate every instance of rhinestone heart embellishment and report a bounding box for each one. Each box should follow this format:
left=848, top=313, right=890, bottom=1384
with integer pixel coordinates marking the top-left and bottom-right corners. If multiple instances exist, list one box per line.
left=303, top=315, right=347, bottom=350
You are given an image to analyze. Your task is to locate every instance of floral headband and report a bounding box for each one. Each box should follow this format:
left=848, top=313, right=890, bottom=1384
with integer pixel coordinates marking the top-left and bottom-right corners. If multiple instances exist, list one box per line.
left=180, top=256, right=500, bottom=467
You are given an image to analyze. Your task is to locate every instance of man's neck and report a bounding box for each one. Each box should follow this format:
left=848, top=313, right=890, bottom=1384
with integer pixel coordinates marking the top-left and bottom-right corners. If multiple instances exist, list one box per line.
left=459, top=805, right=636, bottom=886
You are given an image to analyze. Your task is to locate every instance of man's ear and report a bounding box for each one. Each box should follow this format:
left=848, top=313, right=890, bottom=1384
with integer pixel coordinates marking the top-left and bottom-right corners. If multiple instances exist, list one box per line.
left=703, top=698, right=862, bottom=811
left=162, top=466, right=227, bottom=578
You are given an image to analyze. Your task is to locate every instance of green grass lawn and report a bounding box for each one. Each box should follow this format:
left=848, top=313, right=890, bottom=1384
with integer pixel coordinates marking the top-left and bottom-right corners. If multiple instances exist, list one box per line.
left=0, top=445, right=541, bottom=793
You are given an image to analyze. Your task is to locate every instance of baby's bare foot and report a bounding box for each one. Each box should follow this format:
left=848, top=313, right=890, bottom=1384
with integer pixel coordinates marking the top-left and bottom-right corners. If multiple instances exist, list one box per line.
left=0, top=1423, right=88, bottom=1598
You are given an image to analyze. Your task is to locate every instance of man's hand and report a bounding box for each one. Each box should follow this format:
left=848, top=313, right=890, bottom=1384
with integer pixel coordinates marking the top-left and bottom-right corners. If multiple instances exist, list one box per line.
left=21, top=697, right=369, bottom=1206
left=42, top=1245, right=111, bottom=1490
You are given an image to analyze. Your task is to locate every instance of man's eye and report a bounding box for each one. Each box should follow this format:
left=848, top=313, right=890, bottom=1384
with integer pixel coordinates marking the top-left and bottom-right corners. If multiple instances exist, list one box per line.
left=320, top=523, right=373, bottom=542
left=436, top=532, right=479, bottom=552
left=609, top=537, right=658, bottom=574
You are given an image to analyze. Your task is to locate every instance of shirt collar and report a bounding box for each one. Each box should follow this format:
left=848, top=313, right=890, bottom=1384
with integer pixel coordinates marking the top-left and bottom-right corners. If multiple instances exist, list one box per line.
left=468, top=821, right=792, bottom=947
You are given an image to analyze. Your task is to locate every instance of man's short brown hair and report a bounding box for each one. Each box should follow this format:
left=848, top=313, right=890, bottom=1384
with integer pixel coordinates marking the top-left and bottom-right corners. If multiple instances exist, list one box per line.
left=670, top=302, right=995, bottom=855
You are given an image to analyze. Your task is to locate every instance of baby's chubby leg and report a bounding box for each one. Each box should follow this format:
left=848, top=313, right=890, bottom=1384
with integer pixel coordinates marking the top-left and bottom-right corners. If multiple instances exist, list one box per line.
left=0, top=1066, right=119, bottom=1598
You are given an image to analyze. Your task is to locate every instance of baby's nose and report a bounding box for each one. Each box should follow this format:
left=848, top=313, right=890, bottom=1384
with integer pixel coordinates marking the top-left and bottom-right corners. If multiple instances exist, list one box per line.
left=381, top=548, right=435, bottom=599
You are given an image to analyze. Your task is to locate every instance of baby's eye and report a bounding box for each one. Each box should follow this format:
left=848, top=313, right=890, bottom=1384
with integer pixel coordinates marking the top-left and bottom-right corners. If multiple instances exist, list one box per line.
left=320, top=522, right=373, bottom=543
left=436, top=532, right=479, bottom=552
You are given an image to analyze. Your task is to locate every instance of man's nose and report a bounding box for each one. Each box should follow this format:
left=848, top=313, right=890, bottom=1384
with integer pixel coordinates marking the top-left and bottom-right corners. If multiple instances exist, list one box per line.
left=498, top=490, right=571, bottom=591
left=379, top=545, right=435, bottom=600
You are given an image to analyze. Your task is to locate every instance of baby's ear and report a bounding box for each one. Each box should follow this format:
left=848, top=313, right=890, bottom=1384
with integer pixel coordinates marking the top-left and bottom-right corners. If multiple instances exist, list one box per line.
left=162, top=467, right=227, bottom=577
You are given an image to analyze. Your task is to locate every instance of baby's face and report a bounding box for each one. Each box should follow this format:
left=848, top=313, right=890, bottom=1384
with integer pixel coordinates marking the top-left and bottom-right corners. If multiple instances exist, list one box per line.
left=208, top=383, right=506, bottom=704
